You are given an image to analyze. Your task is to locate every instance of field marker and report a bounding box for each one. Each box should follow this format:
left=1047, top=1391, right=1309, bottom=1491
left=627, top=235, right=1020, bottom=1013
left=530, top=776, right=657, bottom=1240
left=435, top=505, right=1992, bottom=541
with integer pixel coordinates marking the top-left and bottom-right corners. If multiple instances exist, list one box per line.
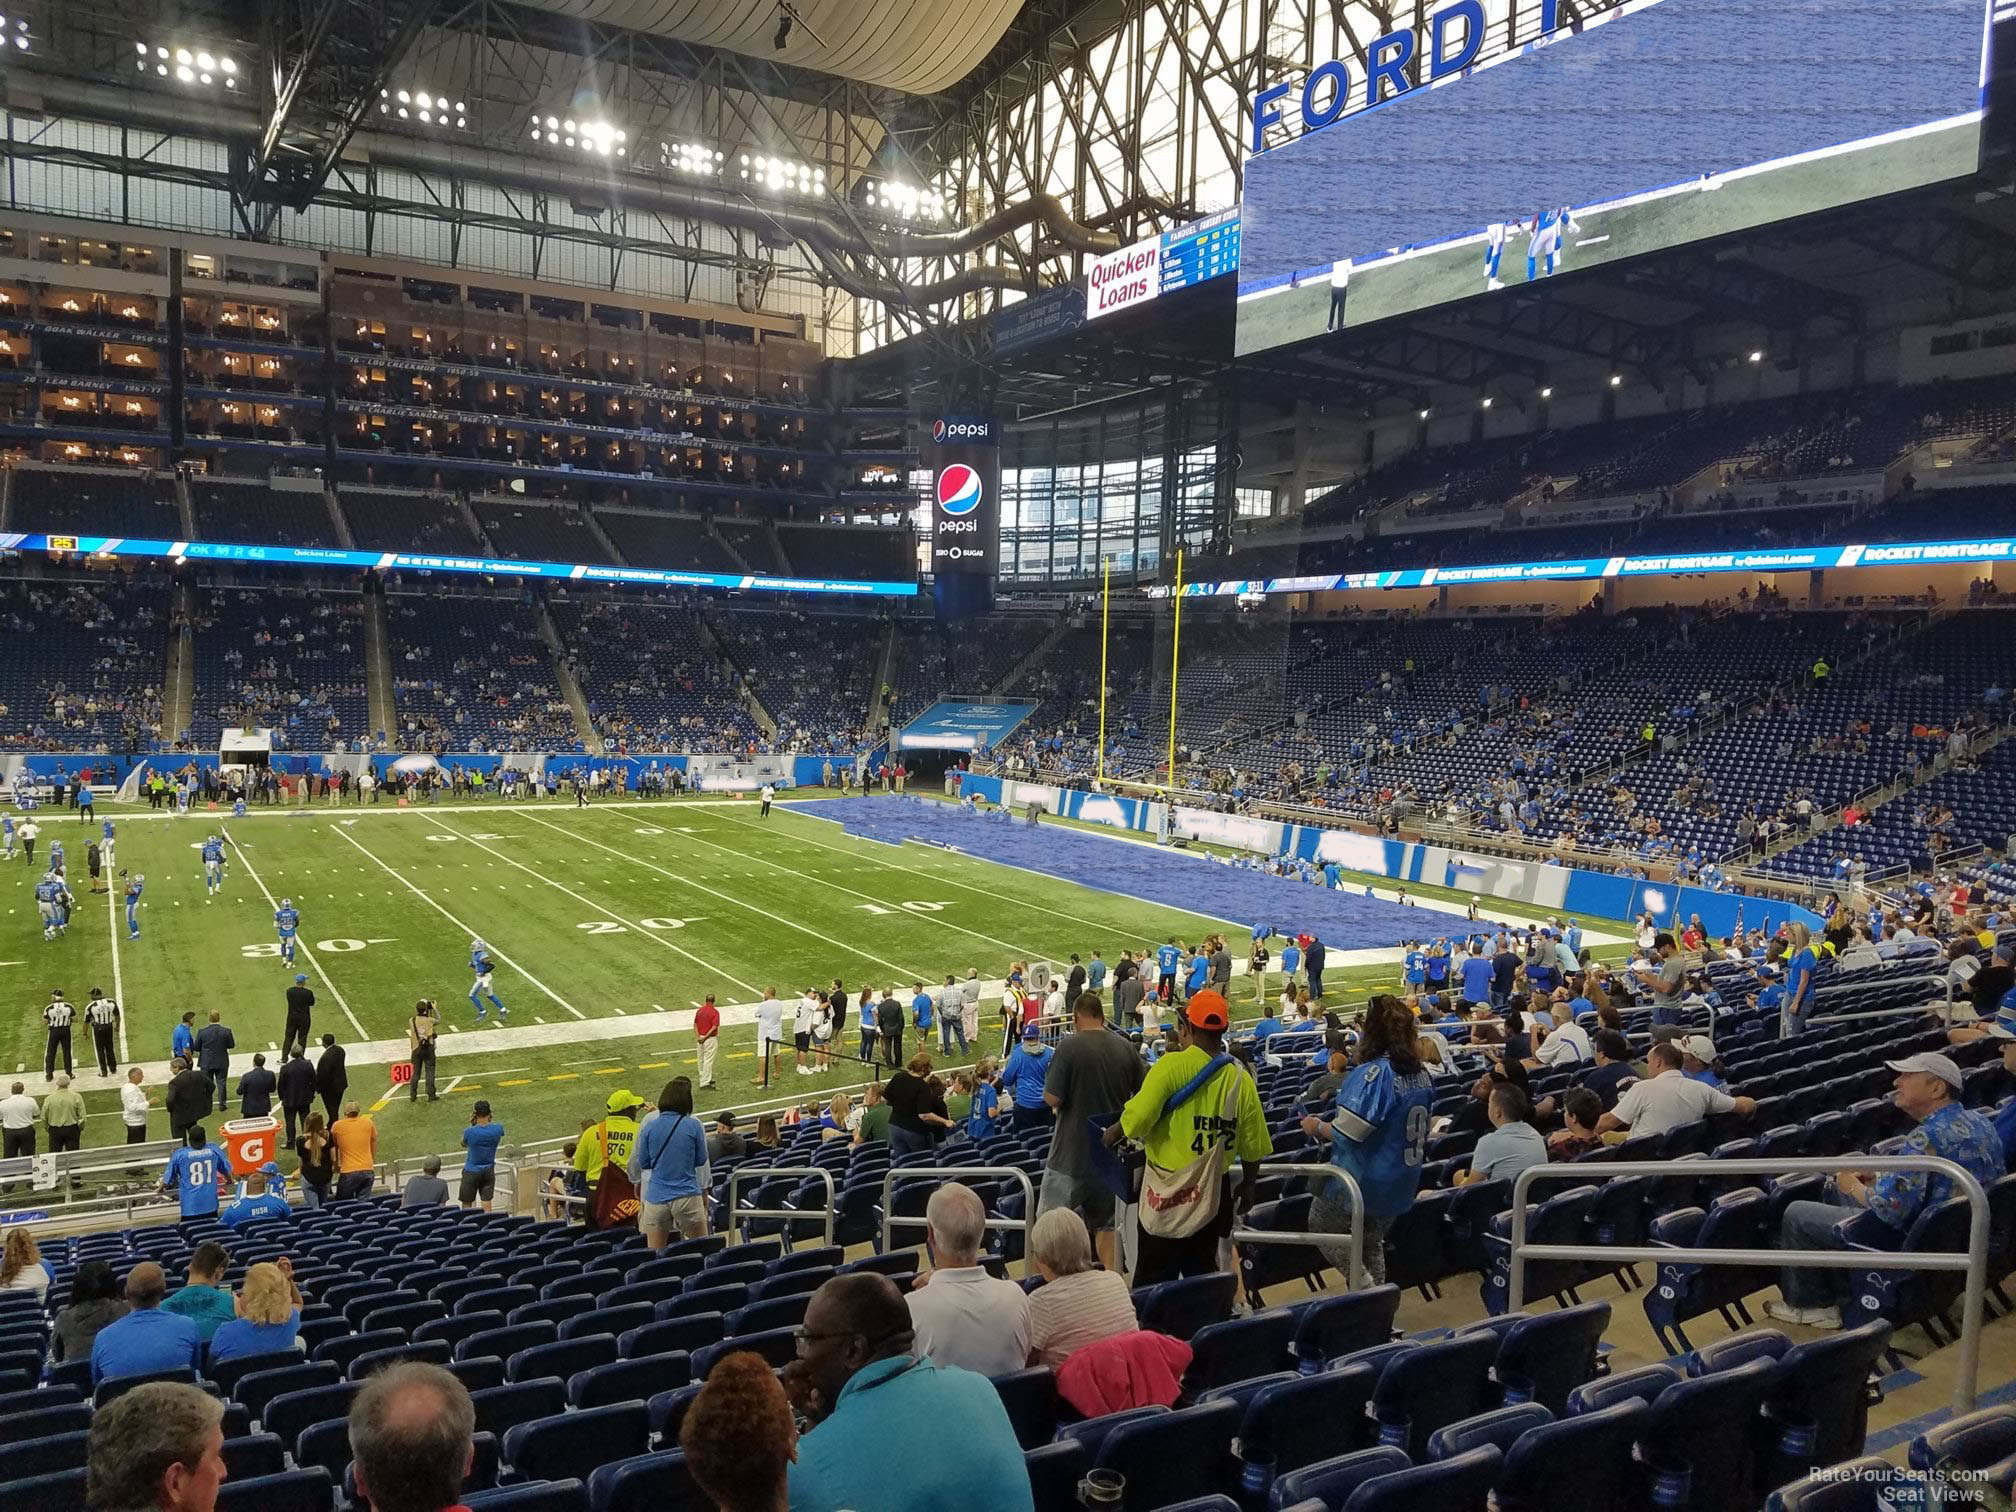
left=223, top=832, right=369, bottom=1039
left=328, top=823, right=586, bottom=1021
left=516, top=810, right=933, bottom=980
left=430, top=819, right=760, bottom=997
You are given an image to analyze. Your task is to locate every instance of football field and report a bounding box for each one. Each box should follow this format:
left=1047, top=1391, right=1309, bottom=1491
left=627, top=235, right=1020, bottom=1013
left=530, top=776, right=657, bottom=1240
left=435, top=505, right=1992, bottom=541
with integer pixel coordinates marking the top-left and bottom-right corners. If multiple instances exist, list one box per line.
left=0, top=793, right=1442, bottom=1175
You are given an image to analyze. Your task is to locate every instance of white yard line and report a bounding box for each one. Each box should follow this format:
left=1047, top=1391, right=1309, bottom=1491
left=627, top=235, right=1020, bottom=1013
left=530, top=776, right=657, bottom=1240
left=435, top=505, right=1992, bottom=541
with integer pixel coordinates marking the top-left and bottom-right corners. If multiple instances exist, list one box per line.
left=328, top=822, right=587, bottom=1021
left=708, top=803, right=1174, bottom=938
left=104, top=874, right=130, bottom=1065
left=614, top=810, right=1049, bottom=959
left=430, top=818, right=761, bottom=998
left=223, top=829, right=370, bottom=1039
left=513, top=808, right=934, bottom=982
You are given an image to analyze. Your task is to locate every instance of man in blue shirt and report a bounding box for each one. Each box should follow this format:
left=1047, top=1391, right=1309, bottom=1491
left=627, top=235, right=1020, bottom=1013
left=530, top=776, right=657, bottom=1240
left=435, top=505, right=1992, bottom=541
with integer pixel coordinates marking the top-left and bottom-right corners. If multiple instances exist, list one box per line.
left=91, top=1262, right=202, bottom=1384
left=1155, top=938, right=1183, bottom=1002
left=910, top=983, right=934, bottom=1036
left=460, top=1100, right=506, bottom=1211
left=221, top=1168, right=292, bottom=1229
left=1086, top=951, right=1107, bottom=993
left=788, top=1274, right=1032, bottom=1512
left=1458, top=945, right=1495, bottom=1007
left=998, top=1025, right=1055, bottom=1132
left=160, top=1126, right=229, bottom=1219
left=1769, top=1051, right=2004, bottom=1330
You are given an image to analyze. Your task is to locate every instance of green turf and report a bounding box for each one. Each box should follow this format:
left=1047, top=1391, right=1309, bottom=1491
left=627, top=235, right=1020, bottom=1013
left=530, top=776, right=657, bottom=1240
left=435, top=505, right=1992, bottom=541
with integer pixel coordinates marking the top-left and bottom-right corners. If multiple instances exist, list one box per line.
left=0, top=792, right=1639, bottom=1190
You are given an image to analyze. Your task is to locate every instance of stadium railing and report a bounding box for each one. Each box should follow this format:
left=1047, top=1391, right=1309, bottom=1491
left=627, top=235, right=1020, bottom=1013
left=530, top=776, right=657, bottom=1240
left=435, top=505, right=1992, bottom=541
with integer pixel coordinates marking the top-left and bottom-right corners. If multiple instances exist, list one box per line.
left=878, top=1165, right=1037, bottom=1264
left=0, top=1137, right=192, bottom=1227
left=1505, top=1154, right=1993, bottom=1413
left=1225, top=1161, right=1371, bottom=1292
left=727, top=1165, right=836, bottom=1246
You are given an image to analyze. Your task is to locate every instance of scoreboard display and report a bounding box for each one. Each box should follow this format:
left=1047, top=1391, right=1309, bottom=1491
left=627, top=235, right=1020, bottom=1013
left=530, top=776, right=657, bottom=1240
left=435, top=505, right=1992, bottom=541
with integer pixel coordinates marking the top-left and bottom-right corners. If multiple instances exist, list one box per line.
left=1158, top=209, right=1241, bottom=295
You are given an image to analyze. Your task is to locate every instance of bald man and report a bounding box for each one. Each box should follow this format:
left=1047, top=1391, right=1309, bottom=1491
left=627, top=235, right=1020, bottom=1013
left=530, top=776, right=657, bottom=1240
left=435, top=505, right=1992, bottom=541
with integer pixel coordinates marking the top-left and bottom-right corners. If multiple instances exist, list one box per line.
left=786, top=1274, right=1031, bottom=1512
left=90, top=1262, right=201, bottom=1385
left=348, top=1361, right=477, bottom=1512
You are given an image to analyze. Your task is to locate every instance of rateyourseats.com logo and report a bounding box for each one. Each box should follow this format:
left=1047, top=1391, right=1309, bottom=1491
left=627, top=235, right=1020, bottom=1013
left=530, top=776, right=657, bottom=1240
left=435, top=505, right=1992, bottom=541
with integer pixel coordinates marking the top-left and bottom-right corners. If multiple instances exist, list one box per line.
left=936, top=464, right=984, bottom=518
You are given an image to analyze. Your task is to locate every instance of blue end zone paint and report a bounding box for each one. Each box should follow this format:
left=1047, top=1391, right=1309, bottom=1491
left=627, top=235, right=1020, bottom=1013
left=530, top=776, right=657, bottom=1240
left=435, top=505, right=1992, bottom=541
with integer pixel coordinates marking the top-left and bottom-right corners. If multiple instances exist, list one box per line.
left=784, top=794, right=1486, bottom=949
left=897, top=700, right=1040, bottom=752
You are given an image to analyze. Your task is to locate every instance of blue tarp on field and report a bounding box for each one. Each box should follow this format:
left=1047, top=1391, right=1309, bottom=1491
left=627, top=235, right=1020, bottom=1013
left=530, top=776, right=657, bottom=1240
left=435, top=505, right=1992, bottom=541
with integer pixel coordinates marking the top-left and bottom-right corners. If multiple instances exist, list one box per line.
left=784, top=794, right=1468, bottom=950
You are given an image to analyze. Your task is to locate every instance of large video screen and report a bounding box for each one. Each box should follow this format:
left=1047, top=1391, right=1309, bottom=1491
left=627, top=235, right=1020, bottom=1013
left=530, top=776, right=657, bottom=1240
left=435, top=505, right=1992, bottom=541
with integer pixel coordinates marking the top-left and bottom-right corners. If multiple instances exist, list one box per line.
left=1236, top=0, right=1992, bottom=355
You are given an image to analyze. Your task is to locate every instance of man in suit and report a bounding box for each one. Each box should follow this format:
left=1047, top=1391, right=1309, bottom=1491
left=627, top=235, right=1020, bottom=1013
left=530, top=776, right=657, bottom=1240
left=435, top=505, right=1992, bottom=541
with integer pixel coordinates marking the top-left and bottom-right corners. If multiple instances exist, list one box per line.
left=193, top=1011, right=235, bottom=1113
left=164, top=1057, right=212, bottom=1144
left=314, top=1034, right=348, bottom=1124
left=235, top=1053, right=277, bottom=1120
left=276, top=1047, right=316, bottom=1144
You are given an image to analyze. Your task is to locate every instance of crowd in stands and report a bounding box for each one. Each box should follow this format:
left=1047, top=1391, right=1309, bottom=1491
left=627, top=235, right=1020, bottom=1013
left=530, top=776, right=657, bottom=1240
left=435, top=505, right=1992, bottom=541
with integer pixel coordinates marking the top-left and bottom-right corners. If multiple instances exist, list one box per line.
left=0, top=576, right=166, bottom=752
left=185, top=591, right=369, bottom=751
left=386, top=593, right=582, bottom=754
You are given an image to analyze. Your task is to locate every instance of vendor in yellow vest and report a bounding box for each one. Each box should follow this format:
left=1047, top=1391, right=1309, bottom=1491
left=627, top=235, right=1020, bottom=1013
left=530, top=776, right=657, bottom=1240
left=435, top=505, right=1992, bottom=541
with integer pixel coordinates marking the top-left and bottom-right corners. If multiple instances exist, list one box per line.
left=575, top=1088, right=645, bottom=1227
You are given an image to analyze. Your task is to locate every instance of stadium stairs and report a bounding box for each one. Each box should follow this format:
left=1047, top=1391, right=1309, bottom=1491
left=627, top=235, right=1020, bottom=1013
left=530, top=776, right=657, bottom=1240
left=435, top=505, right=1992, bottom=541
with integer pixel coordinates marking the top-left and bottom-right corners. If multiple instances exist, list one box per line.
left=862, top=622, right=898, bottom=741
left=707, top=521, right=754, bottom=575
left=0, top=463, right=12, bottom=532
left=580, top=507, right=626, bottom=569
left=163, top=583, right=196, bottom=742
left=991, top=615, right=1080, bottom=698
left=460, top=495, right=499, bottom=555
left=360, top=583, right=397, bottom=742
left=533, top=598, right=604, bottom=755
left=322, top=489, right=356, bottom=551
left=173, top=471, right=197, bottom=540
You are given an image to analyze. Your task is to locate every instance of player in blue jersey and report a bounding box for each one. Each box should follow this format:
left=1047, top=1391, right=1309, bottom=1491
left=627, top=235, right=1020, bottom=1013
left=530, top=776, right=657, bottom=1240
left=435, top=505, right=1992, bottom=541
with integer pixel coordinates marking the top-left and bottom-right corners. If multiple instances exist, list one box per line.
left=1403, top=943, right=1427, bottom=991
left=124, top=871, right=145, bottom=940
left=36, top=873, right=62, bottom=940
left=469, top=938, right=508, bottom=1021
left=233, top=796, right=247, bottom=818
left=1483, top=220, right=1511, bottom=290
left=1526, top=205, right=1581, bottom=282
left=160, top=1127, right=231, bottom=1220
left=201, top=834, right=226, bottom=900
left=1299, top=994, right=1437, bottom=1284
left=99, top=817, right=115, bottom=871
left=47, top=838, right=64, bottom=878
left=1, top=813, right=12, bottom=861
left=1154, top=938, right=1183, bottom=1003
left=274, top=899, right=301, bottom=967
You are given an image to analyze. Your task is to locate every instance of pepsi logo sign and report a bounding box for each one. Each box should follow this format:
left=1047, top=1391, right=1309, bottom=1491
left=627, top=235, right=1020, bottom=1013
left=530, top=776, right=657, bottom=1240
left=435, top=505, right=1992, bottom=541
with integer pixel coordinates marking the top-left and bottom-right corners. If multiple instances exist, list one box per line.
left=932, top=419, right=946, bottom=443
left=932, top=417, right=993, bottom=443
left=937, top=464, right=984, bottom=517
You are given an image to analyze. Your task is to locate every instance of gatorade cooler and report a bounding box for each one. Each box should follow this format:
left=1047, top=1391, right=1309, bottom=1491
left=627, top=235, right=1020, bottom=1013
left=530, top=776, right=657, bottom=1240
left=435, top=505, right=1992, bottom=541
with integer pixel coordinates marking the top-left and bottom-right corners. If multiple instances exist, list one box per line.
left=221, top=1116, right=281, bottom=1177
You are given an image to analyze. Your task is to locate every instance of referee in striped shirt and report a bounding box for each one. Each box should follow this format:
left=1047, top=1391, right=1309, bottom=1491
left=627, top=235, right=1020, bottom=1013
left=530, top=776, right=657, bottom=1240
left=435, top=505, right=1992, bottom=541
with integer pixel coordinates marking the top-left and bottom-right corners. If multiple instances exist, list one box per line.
left=85, top=988, right=120, bottom=1076
left=43, top=990, right=74, bottom=1081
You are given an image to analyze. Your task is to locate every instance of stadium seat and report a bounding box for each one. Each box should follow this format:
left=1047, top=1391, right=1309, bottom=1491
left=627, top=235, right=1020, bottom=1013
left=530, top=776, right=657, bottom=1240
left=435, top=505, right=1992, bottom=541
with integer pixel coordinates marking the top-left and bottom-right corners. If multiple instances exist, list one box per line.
left=1911, top=1404, right=2016, bottom=1478
left=1055, top=1405, right=1171, bottom=1461
left=1233, top=1364, right=1382, bottom=1487
left=1339, top=1444, right=1502, bottom=1512
left=560, top=1305, right=656, bottom=1343
left=461, top=1323, right=558, bottom=1364
left=0, top=1465, right=88, bottom=1512
left=1495, top=1398, right=1647, bottom=1512
left=1092, top=1397, right=1240, bottom=1511
left=471, top=1379, right=569, bottom=1441
left=507, top=1336, right=618, bottom=1385
left=1370, top=1330, right=1501, bottom=1459
left=262, top=1382, right=363, bottom=1450
left=1762, top=1457, right=1904, bottom=1511
left=1269, top=1446, right=1411, bottom=1511
left=1759, top=1321, right=1894, bottom=1487
left=1636, top=1355, right=1775, bottom=1512
left=1182, top=1311, right=1297, bottom=1395
left=0, top=1402, right=91, bottom=1449
left=1492, top=1300, right=1611, bottom=1413
left=350, top=1339, right=452, bottom=1380
left=585, top=1449, right=713, bottom=1512
left=690, top=1327, right=799, bottom=1380
left=990, top=1366, right=1058, bottom=1450
left=1285, top=1285, right=1401, bottom=1372
left=503, top=1402, right=650, bottom=1485
left=646, top=1384, right=702, bottom=1445
left=1133, top=1272, right=1237, bottom=1341
left=95, top=1367, right=201, bottom=1407
left=620, top=1316, right=725, bottom=1360
left=1423, top=1401, right=1552, bottom=1462
left=1025, top=1439, right=1091, bottom=1512
left=215, top=1468, right=335, bottom=1512
left=463, top=1481, right=590, bottom=1512
left=0, top=1429, right=90, bottom=1482
left=210, top=1349, right=311, bottom=1399
left=567, top=1352, right=692, bottom=1408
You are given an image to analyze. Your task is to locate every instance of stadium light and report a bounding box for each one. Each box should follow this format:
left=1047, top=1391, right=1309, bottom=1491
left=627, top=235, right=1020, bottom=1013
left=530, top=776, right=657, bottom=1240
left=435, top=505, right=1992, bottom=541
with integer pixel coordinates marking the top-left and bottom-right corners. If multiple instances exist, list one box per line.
left=382, top=88, right=468, bottom=129
left=1418, top=408, right=1430, bottom=420
left=739, top=152, right=823, bottom=195
left=860, top=181, right=948, bottom=223
left=1539, top=386, right=1553, bottom=399
left=137, top=40, right=236, bottom=87
left=1480, top=397, right=1492, bottom=409
left=0, top=16, right=28, bottom=51
left=1608, top=373, right=1623, bottom=387
left=530, top=113, right=626, bottom=156
left=661, top=142, right=725, bottom=176
left=1749, top=349, right=1764, bottom=363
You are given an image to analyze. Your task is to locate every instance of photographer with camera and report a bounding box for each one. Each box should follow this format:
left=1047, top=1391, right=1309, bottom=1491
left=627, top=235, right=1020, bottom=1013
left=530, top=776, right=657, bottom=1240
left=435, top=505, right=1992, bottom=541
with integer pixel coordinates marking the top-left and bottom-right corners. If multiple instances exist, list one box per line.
left=406, top=999, right=441, bottom=1103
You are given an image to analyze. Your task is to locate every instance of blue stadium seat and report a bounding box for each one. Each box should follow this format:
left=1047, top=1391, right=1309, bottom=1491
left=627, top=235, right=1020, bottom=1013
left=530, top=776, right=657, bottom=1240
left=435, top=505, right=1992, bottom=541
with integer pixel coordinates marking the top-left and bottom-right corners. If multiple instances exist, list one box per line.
left=1054, top=1405, right=1170, bottom=1461
left=620, top=1316, right=725, bottom=1360
left=312, top=1329, right=406, bottom=1376
left=0, top=1429, right=89, bottom=1481
left=1495, top=1399, right=1647, bottom=1512
left=209, top=1349, right=309, bottom=1399
left=507, top=1336, right=618, bottom=1385
left=0, top=1402, right=91, bottom=1449
left=95, top=1367, right=202, bottom=1407
left=1339, top=1444, right=1501, bottom=1512
left=471, top=1379, right=569, bottom=1441
left=689, top=1327, right=798, bottom=1381
left=1133, top=1272, right=1237, bottom=1341
left=450, top=1357, right=509, bottom=1395
left=585, top=1449, right=713, bottom=1512
left=1370, top=1330, right=1500, bottom=1460
left=1269, top=1446, right=1410, bottom=1511
left=1233, top=1364, right=1381, bottom=1488
left=723, top=1293, right=813, bottom=1337
left=1567, top=1363, right=1682, bottom=1416
left=1762, top=1456, right=1905, bottom=1511
left=0, top=1465, right=87, bottom=1512
left=1759, top=1321, right=1894, bottom=1488
left=559, top=1305, right=655, bottom=1343
left=990, top=1366, right=1057, bottom=1450
left=260, top=1382, right=362, bottom=1449
left=1911, top=1405, right=2016, bottom=1478
left=1285, top=1286, right=1401, bottom=1373
left=567, top=1353, right=692, bottom=1409
left=215, top=1468, right=335, bottom=1512
left=1092, top=1397, right=1239, bottom=1511
left=461, top=1322, right=557, bottom=1364
left=503, top=1402, right=650, bottom=1485
left=1636, top=1355, right=1775, bottom=1512
left=349, top=1338, right=452, bottom=1380
left=1492, top=1300, right=1610, bottom=1414
left=1025, top=1439, right=1090, bottom=1512
left=1182, top=1312, right=1298, bottom=1396
left=646, top=1384, right=702, bottom=1445
left=1423, top=1402, right=1552, bottom=1461
left=462, top=1480, right=589, bottom=1512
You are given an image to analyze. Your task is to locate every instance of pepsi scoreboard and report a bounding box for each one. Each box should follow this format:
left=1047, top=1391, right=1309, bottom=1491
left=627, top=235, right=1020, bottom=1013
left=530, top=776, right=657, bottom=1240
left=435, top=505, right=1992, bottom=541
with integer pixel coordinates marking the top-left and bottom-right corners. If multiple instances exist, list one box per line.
left=1235, top=0, right=2006, bottom=355
left=0, top=533, right=921, bottom=597
left=926, top=416, right=1001, bottom=575
left=1161, top=535, right=2016, bottom=598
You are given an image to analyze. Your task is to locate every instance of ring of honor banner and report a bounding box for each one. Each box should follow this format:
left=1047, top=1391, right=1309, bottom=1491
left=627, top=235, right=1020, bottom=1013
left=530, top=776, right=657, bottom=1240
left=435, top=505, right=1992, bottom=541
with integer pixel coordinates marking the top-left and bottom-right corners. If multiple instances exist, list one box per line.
left=927, top=415, right=1001, bottom=576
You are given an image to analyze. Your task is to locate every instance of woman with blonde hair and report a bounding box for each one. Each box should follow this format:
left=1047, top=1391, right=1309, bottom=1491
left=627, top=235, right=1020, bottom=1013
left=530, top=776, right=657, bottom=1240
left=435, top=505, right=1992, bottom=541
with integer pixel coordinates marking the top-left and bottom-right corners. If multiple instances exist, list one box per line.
left=1025, top=1207, right=1138, bottom=1368
left=0, top=1227, right=49, bottom=1302
left=1782, top=921, right=1819, bottom=1037
left=821, top=1093, right=852, bottom=1140
left=207, top=1259, right=304, bottom=1365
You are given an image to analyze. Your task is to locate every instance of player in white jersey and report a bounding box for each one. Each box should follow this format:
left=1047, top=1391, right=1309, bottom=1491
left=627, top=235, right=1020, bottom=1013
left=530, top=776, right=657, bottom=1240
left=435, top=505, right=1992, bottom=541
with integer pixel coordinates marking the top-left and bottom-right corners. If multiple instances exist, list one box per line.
left=1526, top=206, right=1581, bottom=282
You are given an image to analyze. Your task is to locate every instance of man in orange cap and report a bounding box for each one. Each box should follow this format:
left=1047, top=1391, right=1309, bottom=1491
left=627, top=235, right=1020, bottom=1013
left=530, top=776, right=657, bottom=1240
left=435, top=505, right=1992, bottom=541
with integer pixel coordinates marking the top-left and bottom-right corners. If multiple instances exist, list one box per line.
left=1106, top=988, right=1273, bottom=1286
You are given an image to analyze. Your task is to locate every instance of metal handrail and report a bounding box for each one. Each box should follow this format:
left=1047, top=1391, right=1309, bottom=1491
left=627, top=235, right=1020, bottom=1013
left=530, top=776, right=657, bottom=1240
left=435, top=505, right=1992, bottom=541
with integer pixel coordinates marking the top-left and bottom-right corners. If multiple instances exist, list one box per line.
left=728, top=1165, right=837, bottom=1247
left=1227, top=1160, right=1368, bottom=1293
left=1506, top=1155, right=1992, bottom=1414
left=877, top=1164, right=1038, bottom=1265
